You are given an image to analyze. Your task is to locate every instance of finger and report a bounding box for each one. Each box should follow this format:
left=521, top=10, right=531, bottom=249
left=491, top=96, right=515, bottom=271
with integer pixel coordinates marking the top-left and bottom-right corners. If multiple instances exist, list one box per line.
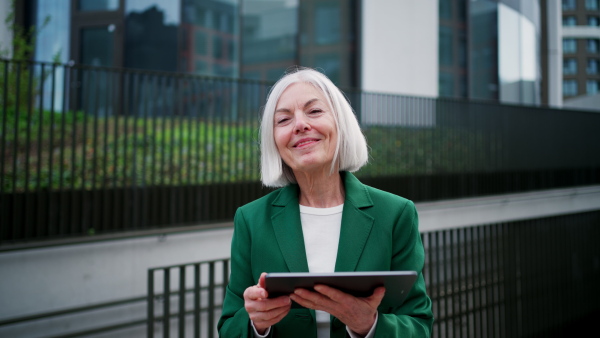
left=313, top=284, right=348, bottom=302
left=251, top=301, right=291, bottom=327
left=244, top=285, right=267, bottom=301
left=367, top=286, right=386, bottom=305
left=247, top=295, right=291, bottom=313
left=258, top=272, right=268, bottom=289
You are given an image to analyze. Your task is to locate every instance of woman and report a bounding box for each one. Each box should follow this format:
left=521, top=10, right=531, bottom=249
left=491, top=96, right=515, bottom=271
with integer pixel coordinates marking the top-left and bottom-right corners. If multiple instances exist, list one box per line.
left=217, top=68, right=433, bottom=338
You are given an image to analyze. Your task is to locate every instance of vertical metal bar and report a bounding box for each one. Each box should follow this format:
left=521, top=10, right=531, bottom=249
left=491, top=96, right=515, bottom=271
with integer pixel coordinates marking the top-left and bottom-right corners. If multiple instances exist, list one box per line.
left=80, top=68, right=89, bottom=236
left=194, top=263, right=201, bottom=338
left=140, top=74, right=148, bottom=229
left=163, top=268, right=170, bottom=338
left=59, top=64, right=68, bottom=236
left=179, top=265, right=186, bottom=338
left=23, top=61, right=34, bottom=239
left=131, top=71, right=139, bottom=229
left=223, top=258, right=229, bottom=303
left=208, top=261, right=216, bottom=338
left=148, top=269, right=155, bottom=338
left=70, top=68, right=79, bottom=236
left=11, top=62, right=21, bottom=240
left=0, top=61, right=9, bottom=240
left=46, top=63, right=57, bottom=235
left=123, top=72, right=130, bottom=231
left=91, top=69, right=101, bottom=234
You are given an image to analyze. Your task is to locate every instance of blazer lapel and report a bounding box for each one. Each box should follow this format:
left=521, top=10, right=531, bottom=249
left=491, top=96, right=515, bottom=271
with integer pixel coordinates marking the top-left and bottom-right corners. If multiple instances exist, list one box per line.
left=335, top=172, right=375, bottom=272
left=271, top=184, right=310, bottom=273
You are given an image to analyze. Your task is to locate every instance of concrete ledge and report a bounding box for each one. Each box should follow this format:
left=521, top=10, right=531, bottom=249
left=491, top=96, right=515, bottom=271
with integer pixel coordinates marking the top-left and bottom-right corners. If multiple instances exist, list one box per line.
left=416, top=185, right=600, bottom=232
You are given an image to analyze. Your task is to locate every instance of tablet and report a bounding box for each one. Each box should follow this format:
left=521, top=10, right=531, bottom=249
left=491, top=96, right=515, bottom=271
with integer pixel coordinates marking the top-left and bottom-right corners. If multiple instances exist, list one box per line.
left=265, top=271, right=417, bottom=306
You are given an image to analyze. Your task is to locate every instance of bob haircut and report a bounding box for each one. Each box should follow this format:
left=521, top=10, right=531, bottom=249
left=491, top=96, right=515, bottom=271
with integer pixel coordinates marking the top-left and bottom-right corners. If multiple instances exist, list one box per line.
left=260, top=67, right=368, bottom=187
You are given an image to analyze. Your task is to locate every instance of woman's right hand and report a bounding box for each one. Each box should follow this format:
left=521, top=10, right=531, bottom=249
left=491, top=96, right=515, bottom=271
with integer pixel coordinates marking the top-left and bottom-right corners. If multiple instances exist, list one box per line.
left=244, top=272, right=292, bottom=334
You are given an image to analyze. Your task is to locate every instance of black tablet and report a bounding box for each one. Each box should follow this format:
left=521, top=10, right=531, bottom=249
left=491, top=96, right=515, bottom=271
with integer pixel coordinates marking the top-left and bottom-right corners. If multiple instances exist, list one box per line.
left=265, top=271, right=417, bottom=306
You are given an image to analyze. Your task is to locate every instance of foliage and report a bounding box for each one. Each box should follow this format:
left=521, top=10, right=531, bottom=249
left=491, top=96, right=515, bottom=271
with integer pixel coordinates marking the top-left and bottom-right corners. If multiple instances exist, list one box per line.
left=0, top=0, right=60, bottom=114
left=1, top=108, right=502, bottom=192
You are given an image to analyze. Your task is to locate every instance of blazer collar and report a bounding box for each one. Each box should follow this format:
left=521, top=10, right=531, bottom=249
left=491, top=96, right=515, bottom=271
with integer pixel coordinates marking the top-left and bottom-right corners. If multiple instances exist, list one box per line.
left=270, top=172, right=375, bottom=273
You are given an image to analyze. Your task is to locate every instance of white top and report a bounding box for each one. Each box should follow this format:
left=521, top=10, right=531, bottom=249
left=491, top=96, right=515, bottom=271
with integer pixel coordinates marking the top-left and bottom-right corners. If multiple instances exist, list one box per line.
left=253, top=204, right=377, bottom=338
left=300, top=204, right=344, bottom=338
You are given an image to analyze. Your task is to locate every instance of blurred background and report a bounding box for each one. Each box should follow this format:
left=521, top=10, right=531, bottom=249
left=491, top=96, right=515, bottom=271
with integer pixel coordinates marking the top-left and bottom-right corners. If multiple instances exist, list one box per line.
left=0, top=0, right=599, bottom=337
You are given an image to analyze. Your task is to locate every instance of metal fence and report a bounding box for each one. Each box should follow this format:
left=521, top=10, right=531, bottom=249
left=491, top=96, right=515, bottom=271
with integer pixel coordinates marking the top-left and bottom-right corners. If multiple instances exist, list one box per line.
left=145, top=211, right=600, bottom=338
left=2, top=58, right=600, bottom=244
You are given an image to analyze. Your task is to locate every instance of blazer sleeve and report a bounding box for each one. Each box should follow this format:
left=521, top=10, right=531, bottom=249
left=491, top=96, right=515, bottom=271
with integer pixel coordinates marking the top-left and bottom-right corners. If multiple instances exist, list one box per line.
left=217, top=207, right=257, bottom=338
left=374, top=200, right=434, bottom=337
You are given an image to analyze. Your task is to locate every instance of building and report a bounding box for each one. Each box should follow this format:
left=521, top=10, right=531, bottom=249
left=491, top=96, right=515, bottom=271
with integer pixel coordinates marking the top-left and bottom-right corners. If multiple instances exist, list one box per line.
left=1, top=0, right=555, bottom=106
left=560, top=0, right=600, bottom=110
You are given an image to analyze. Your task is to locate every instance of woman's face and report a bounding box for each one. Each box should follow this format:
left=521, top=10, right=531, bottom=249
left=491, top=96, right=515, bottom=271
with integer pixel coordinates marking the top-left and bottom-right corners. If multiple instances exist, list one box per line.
left=273, top=82, right=338, bottom=176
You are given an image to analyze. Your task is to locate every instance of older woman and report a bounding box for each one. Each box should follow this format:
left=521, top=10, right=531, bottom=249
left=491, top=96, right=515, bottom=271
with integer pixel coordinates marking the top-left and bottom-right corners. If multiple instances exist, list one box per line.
left=217, top=68, right=433, bottom=338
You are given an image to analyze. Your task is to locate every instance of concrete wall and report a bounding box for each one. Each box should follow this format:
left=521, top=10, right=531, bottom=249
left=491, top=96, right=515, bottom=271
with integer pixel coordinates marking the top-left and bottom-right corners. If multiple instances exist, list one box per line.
left=1, top=185, right=600, bottom=337
left=361, top=0, right=438, bottom=97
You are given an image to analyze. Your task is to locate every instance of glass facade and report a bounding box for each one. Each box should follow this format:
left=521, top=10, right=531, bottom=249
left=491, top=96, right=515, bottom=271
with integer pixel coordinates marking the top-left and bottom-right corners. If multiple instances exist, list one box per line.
left=438, top=0, right=468, bottom=99
left=563, top=79, right=578, bottom=96
left=466, top=0, right=540, bottom=104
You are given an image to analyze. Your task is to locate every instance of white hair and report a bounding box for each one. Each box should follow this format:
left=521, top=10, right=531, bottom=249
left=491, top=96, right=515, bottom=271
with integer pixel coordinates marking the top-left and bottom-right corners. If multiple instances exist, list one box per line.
left=260, top=67, right=368, bottom=187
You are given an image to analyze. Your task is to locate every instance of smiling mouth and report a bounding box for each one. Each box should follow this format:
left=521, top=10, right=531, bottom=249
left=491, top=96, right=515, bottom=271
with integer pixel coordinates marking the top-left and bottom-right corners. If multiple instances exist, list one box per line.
left=294, top=139, right=319, bottom=148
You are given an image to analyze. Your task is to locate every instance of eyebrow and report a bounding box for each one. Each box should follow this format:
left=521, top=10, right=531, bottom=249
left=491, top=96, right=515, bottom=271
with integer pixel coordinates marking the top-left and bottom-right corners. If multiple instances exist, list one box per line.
left=275, top=98, right=320, bottom=113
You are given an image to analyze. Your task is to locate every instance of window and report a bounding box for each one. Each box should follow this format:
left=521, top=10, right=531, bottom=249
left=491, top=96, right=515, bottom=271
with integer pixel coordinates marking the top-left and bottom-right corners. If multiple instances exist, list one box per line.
left=586, top=0, right=599, bottom=10
left=314, top=3, right=341, bottom=45
left=587, top=59, right=599, bottom=74
left=563, top=38, right=577, bottom=53
left=588, top=16, right=600, bottom=27
left=588, top=39, right=599, bottom=53
left=563, top=80, right=578, bottom=96
left=79, top=0, right=118, bottom=11
left=587, top=80, right=599, bottom=95
left=563, top=16, right=577, bottom=26
left=563, top=0, right=576, bottom=10
left=564, top=58, right=578, bottom=74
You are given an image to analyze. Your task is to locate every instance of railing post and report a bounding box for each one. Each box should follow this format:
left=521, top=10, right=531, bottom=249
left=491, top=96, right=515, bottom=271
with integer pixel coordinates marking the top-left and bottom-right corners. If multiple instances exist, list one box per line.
left=147, top=269, right=154, bottom=338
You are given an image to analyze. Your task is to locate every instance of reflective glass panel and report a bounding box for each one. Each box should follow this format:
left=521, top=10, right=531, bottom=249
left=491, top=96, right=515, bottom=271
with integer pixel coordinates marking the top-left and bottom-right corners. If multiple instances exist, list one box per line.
left=241, top=0, right=298, bottom=81
left=588, top=16, right=599, bottom=27
left=314, top=2, right=340, bottom=45
left=563, top=16, right=577, bottom=26
left=587, top=59, right=599, bottom=74
left=588, top=39, right=599, bottom=53
left=81, top=26, right=115, bottom=66
left=586, top=0, right=599, bottom=10
left=79, top=0, right=118, bottom=11
left=563, top=80, right=578, bottom=96
left=562, top=0, right=576, bottom=10
left=563, top=58, right=577, bottom=74
left=125, top=0, right=180, bottom=72
left=587, top=80, right=599, bottom=94
left=563, top=39, right=577, bottom=53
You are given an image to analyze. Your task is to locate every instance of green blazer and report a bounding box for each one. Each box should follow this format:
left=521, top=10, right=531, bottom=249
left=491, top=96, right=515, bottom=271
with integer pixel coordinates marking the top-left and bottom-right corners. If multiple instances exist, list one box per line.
left=217, top=172, right=433, bottom=338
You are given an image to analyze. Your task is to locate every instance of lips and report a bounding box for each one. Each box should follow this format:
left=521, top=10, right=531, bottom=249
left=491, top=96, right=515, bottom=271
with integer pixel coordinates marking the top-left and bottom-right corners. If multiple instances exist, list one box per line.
left=293, top=138, right=319, bottom=148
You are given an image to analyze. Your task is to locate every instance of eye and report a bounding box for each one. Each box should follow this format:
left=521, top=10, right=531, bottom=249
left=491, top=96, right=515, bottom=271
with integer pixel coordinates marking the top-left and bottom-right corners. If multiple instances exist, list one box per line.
left=276, top=117, right=290, bottom=125
left=309, top=109, right=322, bottom=114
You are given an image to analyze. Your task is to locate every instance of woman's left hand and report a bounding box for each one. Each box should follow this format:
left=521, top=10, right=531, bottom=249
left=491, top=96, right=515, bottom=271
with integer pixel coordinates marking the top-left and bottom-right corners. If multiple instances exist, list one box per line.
left=289, top=284, right=385, bottom=337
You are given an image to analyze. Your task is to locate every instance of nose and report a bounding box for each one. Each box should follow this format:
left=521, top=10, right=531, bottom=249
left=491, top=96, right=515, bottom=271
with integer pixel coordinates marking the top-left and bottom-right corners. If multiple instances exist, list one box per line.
left=293, top=113, right=311, bottom=134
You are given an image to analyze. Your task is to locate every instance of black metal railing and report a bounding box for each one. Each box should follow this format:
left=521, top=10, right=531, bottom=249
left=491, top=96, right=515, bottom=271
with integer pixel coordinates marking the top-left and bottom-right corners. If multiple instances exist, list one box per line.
left=2, top=58, right=600, bottom=244
left=147, top=259, right=229, bottom=338
left=146, top=211, right=600, bottom=338
left=1, top=211, right=597, bottom=337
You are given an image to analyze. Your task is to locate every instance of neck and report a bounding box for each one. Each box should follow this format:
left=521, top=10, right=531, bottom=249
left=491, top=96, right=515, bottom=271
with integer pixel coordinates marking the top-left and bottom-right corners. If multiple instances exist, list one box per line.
left=295, top=170, right=345, bottom=208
